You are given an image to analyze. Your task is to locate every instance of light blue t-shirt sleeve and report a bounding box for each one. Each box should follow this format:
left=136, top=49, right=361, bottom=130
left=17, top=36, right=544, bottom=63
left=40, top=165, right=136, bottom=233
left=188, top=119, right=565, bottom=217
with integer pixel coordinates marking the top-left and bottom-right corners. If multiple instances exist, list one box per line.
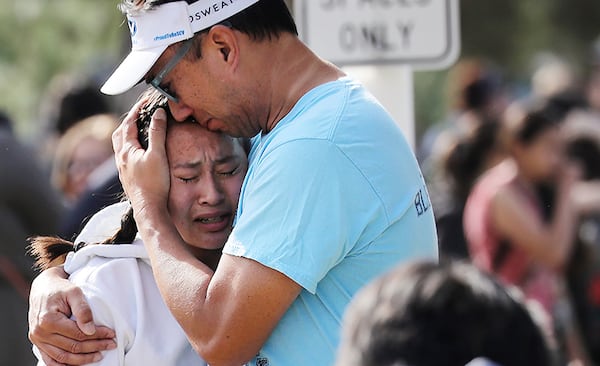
left=224, top=138, right=383, bottom=294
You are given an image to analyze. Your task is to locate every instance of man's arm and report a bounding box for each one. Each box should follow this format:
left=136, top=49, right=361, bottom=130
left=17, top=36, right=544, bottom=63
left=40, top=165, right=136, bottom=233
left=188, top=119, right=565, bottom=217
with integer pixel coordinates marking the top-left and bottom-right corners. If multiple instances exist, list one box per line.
left=137, top=209, right=301, bottom=364
left=115, top=108, right=301, bottom=365
left=28, top=266, right=117, bottom=366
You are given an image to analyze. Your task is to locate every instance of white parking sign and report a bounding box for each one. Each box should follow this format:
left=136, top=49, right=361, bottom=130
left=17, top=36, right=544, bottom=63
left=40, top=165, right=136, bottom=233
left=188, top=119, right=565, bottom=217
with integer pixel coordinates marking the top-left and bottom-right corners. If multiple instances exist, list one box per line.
left=294, top=0, right=460, bottom=70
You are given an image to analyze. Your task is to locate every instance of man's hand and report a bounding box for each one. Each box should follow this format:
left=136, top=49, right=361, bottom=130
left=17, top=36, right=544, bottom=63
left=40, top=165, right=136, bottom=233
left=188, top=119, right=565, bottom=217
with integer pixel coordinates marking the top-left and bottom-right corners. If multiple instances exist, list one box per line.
left=112, top=99, right=171, bottom=218
left=28, top=266, right=116, bottom=365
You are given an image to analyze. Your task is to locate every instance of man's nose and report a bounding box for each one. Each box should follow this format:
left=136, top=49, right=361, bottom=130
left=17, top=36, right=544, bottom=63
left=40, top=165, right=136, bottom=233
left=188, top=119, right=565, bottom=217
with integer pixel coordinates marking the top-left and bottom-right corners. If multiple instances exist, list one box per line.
left=168, top=99, right=194, bottom=122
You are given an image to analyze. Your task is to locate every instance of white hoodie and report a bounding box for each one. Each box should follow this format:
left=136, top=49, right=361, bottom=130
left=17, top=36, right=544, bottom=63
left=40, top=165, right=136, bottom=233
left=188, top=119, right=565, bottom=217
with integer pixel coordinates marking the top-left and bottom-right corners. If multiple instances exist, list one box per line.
left=34, top=202, right=207, bottom=366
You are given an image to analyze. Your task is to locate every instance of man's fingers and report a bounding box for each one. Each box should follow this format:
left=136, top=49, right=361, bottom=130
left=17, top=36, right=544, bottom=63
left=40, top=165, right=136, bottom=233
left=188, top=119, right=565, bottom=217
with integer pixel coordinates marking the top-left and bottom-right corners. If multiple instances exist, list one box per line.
left=112, top=123, right=124, bottom=155
left=39, top=348, right=68, bottom=366
left=27, top=266, right=115, bottom=365
left=113, top=97, right=149, bottom=155
left=38, top=341, right=104, bottom=366
left=89, top=326, right=116, bottom=340
left=33, top=312, right=112, bottom=341
left=67, top=290, right=96, bottom=335
left=33, top=326, right=116, bottom=365
left=147, top=108, right=167, bottom=153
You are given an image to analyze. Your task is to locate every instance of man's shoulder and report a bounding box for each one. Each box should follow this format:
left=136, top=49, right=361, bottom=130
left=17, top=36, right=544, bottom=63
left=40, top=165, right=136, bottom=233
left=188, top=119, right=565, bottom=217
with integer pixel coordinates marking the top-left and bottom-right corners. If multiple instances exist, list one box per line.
left=264, top=77, right=397, bottom=149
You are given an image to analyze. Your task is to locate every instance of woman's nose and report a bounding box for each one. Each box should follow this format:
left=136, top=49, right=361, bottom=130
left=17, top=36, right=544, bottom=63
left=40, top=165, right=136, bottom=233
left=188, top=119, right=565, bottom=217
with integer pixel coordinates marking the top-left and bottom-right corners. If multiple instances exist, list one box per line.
left=197, top=176, right=225, bottom=206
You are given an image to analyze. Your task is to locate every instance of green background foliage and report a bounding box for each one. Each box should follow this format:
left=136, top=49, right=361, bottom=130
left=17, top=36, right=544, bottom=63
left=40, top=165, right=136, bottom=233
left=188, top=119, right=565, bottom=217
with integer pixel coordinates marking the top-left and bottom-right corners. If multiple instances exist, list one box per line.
left=0, top=0, right=125, bottom=136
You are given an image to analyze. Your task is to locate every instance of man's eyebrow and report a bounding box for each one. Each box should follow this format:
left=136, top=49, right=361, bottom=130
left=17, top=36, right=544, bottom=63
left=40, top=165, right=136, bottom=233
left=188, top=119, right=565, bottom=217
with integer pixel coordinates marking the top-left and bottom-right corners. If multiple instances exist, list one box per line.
left=143, top=71, right=155, bottom=85
left=143, top=65, right=158, bottom=84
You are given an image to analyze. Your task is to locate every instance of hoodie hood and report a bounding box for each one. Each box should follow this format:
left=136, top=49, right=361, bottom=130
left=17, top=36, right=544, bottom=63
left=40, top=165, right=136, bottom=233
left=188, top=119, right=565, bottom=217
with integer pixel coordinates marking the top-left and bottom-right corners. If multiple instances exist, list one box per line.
left=64, top=201, right=150, bottom=274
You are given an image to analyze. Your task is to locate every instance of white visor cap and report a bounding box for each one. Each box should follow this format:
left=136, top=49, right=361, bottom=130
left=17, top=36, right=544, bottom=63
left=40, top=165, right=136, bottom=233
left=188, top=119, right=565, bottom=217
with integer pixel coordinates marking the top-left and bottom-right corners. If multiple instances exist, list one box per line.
left=101, top=0, right=259, bottom=95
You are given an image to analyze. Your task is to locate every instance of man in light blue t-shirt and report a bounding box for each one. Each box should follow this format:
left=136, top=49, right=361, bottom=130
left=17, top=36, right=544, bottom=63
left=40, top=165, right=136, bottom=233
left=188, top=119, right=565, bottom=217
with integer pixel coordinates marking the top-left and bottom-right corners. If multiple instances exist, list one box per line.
left=28, top=1, right=438, bottom=365
left=226, top=77, right=438, bottom=364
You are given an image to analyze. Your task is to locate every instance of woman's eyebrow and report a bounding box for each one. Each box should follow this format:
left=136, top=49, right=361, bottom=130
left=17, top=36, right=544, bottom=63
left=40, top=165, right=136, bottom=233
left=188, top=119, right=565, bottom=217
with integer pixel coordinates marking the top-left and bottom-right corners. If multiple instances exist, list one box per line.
left=172, top=155, right=240, bottom=170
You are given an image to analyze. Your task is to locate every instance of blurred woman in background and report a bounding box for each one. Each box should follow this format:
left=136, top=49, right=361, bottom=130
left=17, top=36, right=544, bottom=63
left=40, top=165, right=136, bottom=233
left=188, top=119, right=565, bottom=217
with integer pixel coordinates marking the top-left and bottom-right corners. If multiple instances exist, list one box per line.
left=463, top=100, right=598, bottom=364
left=50, top=114, right=117, bottom=206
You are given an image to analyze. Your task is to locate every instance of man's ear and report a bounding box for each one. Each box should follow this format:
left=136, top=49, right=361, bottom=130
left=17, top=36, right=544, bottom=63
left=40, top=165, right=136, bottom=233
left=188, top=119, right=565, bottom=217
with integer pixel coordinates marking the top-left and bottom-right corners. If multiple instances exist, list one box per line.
left=207, top=25, right=239, bottom=68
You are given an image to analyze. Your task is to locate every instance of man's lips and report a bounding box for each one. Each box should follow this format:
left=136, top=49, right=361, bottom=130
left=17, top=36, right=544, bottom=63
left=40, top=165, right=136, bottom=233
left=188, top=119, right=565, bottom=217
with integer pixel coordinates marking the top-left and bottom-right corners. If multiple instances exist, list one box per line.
left=196, top=118, right=212, bottom=129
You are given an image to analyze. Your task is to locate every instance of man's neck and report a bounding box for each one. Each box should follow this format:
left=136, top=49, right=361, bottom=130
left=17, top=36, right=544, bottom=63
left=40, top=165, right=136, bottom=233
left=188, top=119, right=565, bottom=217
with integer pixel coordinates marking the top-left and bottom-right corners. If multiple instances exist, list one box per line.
left=257, top=33, right=345, bottom=133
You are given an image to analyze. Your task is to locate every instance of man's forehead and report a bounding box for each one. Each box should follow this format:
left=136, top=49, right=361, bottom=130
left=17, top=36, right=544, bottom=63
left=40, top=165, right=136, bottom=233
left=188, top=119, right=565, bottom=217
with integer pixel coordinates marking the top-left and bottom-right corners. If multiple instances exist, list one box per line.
left=173, top=130, right=242, bottom=154
left=168, top=123, right=225, bottom=142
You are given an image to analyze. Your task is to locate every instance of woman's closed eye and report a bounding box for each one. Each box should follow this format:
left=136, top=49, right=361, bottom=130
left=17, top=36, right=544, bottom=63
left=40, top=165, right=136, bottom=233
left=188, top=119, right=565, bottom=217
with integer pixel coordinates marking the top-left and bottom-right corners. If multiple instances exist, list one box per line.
left=218, top=165, right=241, bottom=176
left=177, top=175, right=198, bottom=184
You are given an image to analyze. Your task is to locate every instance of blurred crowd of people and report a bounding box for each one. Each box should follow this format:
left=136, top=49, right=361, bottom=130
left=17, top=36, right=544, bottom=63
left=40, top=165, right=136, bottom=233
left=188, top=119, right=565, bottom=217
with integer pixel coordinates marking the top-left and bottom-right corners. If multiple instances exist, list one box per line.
left=0, top=75, right=137, bottom=364
left=419, top=43, right=600, bottom=365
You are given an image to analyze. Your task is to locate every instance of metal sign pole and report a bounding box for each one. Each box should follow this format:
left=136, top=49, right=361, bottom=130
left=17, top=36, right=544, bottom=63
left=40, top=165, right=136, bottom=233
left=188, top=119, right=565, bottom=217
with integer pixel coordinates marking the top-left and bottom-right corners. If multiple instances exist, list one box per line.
left=343, top=64, right=415, bottom=148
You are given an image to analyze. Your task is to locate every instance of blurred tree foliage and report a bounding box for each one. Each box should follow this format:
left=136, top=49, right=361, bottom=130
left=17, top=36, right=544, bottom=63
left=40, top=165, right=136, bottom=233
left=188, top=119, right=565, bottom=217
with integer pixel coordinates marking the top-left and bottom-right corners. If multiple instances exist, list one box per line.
left=0, top=0, right=125, bottom=136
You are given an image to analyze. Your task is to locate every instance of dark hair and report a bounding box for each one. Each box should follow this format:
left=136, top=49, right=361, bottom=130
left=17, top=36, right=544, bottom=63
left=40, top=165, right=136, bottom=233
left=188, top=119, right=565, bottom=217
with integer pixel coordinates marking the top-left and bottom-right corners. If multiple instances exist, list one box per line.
left=444, top=119, right=501, bottom=200
left=504, top=97, right=570, bottom=147
left=221, top=0, right=297, bottom=40
left=336, top=260, right=551, bottom=366
left=517, top=108, right=560, bottom=144
left=566, top=136, right=600, bottom=180
left=463, top=72, right=503, bottom=112
left=55, top=83, right=111, bottom=135
left=29, top=90, right=167, bottom=271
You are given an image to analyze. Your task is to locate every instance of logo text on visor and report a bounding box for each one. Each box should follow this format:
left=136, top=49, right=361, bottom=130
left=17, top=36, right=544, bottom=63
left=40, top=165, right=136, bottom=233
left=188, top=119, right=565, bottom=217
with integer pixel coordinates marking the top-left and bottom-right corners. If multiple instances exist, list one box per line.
left=189, top=0, right=236, bottom=23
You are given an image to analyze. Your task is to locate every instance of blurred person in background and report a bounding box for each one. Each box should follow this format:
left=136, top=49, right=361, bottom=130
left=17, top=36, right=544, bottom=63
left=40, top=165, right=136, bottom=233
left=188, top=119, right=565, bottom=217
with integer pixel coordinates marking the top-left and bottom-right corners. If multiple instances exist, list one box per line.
left=49, top=114, right=123, bottom=239
left=585, top=37, right=600, bottom=117
left=530, top=54, right=578, bottom=101
left=586, top=69, right=600, bottom=116
left=463, top=99, right=599, bottom=365
left=51, top=114, right=117, bottom=205
left=35, top=75, right=112, bottom=171
left=335, top=260, right=552, bottom=366
left=0, top=110, right=64, bottom=365
left=435, top=118, right=505, bottom=259
left=420, top=58, right=509, bottom=259
left=561, top=110, right=600, bottom=364
left=418, top=58, right=508, bottom=165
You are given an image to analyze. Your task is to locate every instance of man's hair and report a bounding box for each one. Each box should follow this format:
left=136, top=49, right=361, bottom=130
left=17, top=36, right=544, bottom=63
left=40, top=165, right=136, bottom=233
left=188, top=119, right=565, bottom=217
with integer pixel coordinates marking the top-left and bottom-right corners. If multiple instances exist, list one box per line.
left=335, top=260, right=551, bottom=366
